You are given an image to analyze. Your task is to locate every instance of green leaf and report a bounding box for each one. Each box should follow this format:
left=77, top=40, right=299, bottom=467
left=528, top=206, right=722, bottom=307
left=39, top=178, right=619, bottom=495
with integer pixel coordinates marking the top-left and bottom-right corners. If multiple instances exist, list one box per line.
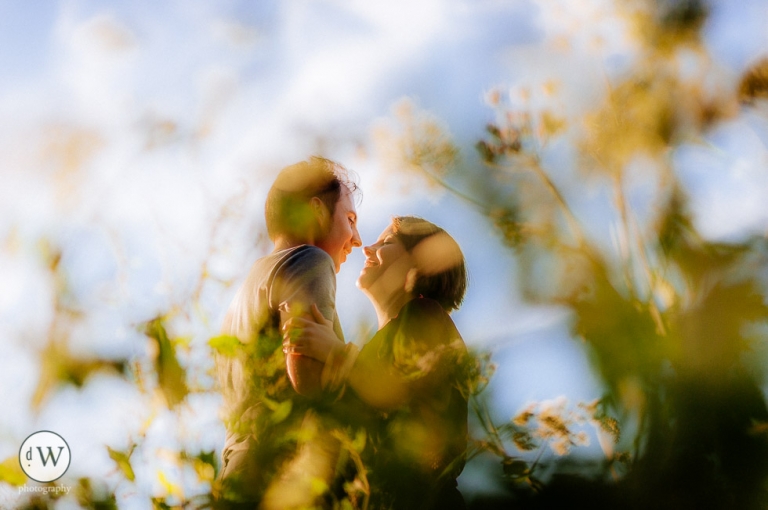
left=501, top=457, right=529, bottom=479
left=310, top=477, right=329, bottom=496
left=351, top=428, right=367, bottom=453
left=270, top=399, right=293, bottom=424
left=107, top=446, right=136, bottom=482
left=32, top=341, right=128, bottom=409
left=208, top=335, right=242, bottom=357
left=181, top=450, right=218, bottom=482
left=145, top=318, right=189, bottom=409
left=152, top=497, right=172, bottom=510
left=0, top=456, right=26, bottom=486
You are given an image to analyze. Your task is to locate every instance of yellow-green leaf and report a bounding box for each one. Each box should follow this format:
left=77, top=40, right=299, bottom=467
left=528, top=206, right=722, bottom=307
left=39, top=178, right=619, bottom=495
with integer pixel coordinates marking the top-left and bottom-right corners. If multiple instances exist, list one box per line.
left=351, top=429, right=366, bottom=453
left=208, top=335, right=242, bottom=357
left=145, top=318, right=189, bottom=409
left=157, top=471, right=181, bottom=498
left=107, top=446, right=135, bottom=482
left=271, top=400, right=292, bottom=424
left=0, top=456, right=26, bottom=486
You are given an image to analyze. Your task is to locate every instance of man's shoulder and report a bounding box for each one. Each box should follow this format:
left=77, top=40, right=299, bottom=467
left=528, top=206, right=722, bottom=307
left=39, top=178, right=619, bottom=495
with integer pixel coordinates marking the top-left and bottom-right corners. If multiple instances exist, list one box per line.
left=264, top=245, right=336, bottom=290
left=275, top=245, right=334, bottom=272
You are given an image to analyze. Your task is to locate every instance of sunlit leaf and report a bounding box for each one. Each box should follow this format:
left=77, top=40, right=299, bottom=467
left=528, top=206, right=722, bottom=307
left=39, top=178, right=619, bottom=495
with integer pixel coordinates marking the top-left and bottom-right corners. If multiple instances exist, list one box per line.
left=151, top=497, right=172, bottom=510
left=351, top=429, right=366, bottom=453
left=489, top=207, right=525, bottom=249
left=144, top=318, right=189, bottom=409
left=107, top=445, right=136, bottom=482
left=310, top=478, right=329, bottom=496
left=739, top=57, right=768, bottom=104
left=208, top=335, right=242, bottom=357
left=179, top=450, right=218, bottom=482
left=672, top=278, right=768, bottom=377
left=540, top=111, right=566, bottom=138
left=570, top=259, right=663, bottom=390
left=157, top=471, right=181, bottom=499
left=75, top=477, right=119, bottom=509
left=32, top=340, right=128, bottom=409
left=502, top=457, right=529, bottom=479
left=270, top=399, right=293, bottom=424
left=375, top=98, right=460, bottom=190
left=0, top=456, right=26, bottom=486
left=582, top=75, right=677, bottom=173
left=512, top=431, right=536, bottom=452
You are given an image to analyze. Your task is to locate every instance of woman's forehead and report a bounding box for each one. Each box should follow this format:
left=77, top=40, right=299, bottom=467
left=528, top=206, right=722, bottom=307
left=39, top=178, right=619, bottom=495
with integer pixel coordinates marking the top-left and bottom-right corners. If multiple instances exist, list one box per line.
left=377, top=224, right=396, bottom=239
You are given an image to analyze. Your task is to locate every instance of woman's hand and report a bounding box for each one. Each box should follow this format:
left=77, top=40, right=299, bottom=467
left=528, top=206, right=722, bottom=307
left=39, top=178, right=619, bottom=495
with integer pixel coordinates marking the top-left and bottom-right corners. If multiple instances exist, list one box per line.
left=282, top=304, right=343, bottom=363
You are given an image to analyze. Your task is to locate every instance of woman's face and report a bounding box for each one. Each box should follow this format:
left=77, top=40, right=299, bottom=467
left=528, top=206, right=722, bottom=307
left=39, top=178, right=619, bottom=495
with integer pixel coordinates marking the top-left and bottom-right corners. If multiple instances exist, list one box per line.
left=356, top=225, right=414, bottom=292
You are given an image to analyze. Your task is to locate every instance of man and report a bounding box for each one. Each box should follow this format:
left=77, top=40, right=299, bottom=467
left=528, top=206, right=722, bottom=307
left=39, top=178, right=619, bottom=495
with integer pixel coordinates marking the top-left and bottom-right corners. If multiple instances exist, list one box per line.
left=214, top=156, right=361, bottom=508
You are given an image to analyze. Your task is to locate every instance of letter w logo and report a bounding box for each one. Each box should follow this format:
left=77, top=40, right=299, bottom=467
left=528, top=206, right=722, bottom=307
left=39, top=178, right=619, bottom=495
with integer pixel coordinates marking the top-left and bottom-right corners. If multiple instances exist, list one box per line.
left=36, top=446, right=64, bottom=467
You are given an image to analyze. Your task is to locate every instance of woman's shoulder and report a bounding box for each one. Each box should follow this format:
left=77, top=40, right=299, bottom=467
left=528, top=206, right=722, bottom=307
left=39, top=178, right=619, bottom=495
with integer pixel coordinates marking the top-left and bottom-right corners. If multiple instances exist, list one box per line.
left=401, top=296, right=447, bottom=316
left=397, top=298, right=461, bottom=342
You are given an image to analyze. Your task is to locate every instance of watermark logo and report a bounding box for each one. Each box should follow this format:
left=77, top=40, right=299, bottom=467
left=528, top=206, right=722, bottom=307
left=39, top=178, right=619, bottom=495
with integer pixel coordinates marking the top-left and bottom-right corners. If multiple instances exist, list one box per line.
left=18, top=431, right=71, bottom=483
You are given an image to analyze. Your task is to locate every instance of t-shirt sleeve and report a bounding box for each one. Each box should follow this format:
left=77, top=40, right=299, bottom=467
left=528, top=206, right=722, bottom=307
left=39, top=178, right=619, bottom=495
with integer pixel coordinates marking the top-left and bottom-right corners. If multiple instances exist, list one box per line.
left=272, top=246, right=344, bottom=397
left=272, top=246, right=342, bottom=336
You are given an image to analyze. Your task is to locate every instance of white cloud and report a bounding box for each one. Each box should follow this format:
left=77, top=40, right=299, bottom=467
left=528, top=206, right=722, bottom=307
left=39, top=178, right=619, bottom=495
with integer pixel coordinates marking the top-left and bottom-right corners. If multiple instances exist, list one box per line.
left=677, top=116, right=768, bottom=241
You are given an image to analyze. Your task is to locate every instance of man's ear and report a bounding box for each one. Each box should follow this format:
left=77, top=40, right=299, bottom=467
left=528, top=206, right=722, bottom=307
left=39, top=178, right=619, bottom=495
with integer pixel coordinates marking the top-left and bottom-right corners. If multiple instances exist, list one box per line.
left=309, top=196, right=329, bottom=227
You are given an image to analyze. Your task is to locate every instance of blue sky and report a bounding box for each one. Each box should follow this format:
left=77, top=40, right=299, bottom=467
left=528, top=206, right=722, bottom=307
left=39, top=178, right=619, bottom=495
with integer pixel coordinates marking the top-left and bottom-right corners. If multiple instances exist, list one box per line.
left=1, top=0, right=768, bottom=507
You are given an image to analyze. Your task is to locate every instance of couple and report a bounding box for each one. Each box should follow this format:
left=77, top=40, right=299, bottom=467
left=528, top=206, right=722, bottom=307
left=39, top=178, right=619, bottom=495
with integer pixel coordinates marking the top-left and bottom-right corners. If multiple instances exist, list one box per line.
left=215, top=157, right=469, bottom=509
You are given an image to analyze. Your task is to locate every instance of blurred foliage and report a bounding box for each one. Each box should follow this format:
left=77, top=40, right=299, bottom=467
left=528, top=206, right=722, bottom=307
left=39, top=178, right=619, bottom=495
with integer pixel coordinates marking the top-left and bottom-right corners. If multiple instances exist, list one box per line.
left=383, top=1, right=768, bottom=508
left=32, top=340, right=128, bottom=409
left=0, top=457, right=27, bottom=487
left=373, top=99, right=461, bottom=193
left=144, top=318, right=189, bottom=409
left=739, top=58, right=768, bottom=105
left=6, top=0, right=768, bottom=508
left=106, top=446, right=135, bottom=482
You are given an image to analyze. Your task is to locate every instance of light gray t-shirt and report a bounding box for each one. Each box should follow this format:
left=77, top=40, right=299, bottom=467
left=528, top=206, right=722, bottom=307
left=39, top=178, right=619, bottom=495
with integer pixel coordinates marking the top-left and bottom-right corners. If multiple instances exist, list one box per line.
left=217, top=244, right=343, bottom=453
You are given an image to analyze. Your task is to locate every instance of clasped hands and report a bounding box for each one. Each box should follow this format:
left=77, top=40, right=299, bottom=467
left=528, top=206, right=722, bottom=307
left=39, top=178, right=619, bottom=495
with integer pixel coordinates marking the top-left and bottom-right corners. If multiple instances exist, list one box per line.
left=282, top=304, right=343, bottom=364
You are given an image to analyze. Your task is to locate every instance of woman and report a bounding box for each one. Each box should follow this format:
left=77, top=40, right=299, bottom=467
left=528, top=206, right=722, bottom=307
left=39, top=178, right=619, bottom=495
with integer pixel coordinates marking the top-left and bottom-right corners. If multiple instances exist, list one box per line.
left=283, top=216, right=469, bottom=509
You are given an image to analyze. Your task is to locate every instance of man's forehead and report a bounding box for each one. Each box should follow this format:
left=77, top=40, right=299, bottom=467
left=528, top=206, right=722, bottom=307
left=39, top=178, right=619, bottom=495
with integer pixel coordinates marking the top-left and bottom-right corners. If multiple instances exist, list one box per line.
left=337, top=188, right=357, bottom=212
left=340, top=181, right=362, bottom=207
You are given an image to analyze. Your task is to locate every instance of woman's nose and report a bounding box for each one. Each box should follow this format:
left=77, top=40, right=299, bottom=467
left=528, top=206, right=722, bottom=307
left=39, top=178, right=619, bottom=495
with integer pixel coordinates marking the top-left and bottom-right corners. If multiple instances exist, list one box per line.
left=363, top=245, right=374, bottom=257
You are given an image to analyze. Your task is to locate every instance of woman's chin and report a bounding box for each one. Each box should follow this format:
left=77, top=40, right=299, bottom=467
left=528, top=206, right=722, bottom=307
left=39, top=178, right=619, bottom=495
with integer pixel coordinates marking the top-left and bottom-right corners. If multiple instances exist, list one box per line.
left=357, top=268, right=375, bottom=290
left=356, top=274, right=369, bottom=290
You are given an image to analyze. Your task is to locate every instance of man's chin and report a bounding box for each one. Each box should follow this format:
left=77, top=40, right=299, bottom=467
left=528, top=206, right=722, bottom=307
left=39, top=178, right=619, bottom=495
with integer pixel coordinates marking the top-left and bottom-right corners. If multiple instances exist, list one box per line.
left=335, top=254, right=348, bottom=272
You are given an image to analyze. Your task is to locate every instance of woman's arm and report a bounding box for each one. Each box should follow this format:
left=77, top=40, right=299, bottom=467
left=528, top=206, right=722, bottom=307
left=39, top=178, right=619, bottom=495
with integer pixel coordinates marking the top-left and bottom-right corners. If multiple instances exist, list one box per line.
left=282, top=304, right=343, bottom=363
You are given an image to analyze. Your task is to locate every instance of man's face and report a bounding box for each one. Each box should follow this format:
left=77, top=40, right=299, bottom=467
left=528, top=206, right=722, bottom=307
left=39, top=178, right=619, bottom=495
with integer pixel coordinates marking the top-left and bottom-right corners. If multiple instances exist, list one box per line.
left=316, top=187, right=362, bottom=272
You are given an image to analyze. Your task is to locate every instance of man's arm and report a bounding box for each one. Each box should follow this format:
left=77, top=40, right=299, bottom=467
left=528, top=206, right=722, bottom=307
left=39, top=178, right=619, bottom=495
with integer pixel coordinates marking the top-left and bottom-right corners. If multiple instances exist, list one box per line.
left=274, top=246, right=344, bottom=398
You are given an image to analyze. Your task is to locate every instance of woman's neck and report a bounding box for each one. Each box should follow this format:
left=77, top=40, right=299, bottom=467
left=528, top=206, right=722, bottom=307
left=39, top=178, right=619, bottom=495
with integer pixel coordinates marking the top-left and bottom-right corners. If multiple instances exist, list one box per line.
left=371, top=290, right=414, bottom=328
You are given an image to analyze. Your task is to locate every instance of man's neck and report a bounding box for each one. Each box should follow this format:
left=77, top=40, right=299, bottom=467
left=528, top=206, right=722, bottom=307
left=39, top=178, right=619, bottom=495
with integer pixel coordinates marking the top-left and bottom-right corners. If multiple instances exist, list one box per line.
left=273, top=236, right=312, bottom=252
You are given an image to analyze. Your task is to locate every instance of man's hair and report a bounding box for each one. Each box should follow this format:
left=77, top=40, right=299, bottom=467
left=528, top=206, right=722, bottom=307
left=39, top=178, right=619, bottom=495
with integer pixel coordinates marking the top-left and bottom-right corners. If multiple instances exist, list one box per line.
left=392, top=216, right=468, bottom=312
left=265, top=156, right=358, bottom=242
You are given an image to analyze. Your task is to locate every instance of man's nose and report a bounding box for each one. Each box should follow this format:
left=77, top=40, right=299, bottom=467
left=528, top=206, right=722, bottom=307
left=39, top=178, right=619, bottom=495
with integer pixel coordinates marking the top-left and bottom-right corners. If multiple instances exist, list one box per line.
left=351, top=226, right=362, bottom=248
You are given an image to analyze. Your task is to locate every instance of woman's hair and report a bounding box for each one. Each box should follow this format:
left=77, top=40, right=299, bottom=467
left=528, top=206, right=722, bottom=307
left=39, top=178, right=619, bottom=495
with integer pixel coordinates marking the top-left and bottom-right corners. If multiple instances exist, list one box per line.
left=265, top=156, right=359, bottom=242
left=391, top=216, right=468, bottom=312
